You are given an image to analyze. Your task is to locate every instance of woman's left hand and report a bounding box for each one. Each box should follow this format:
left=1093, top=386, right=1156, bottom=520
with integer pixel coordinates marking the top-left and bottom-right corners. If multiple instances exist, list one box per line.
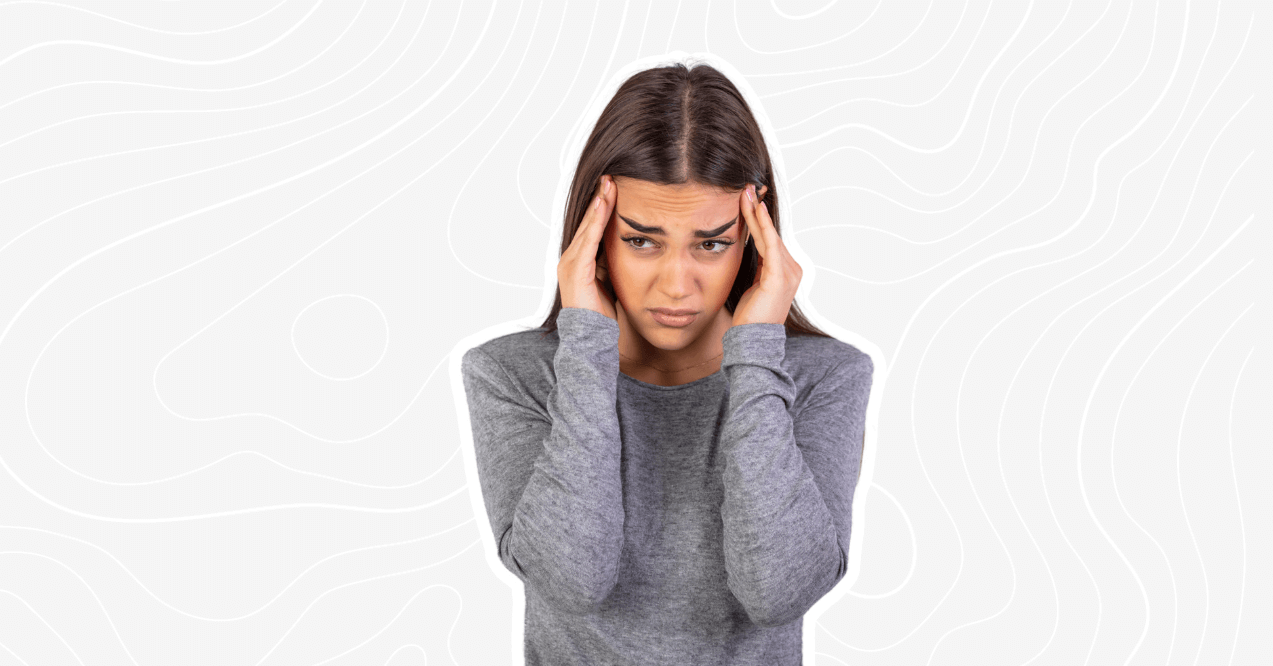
left=732, top=184, right=802, bottom=327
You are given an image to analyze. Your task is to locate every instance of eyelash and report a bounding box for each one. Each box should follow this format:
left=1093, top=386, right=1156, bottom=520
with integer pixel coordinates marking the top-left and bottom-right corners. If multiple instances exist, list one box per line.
left=620, top=235, right=735, bottom=254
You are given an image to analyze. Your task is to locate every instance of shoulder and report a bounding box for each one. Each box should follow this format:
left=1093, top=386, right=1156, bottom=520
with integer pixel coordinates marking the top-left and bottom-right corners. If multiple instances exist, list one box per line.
left=784, top=334, right=874, bottom=393
left=462, top=327, right=560, bottom=397
left=787, top=333, right=871, bottom=371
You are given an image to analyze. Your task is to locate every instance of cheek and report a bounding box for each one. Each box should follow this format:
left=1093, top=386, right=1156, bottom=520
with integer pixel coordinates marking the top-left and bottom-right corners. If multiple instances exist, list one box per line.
left=600, top=240, right=634, bottom=295
left=601, top=236, right=624, bottom=273
left=603, top=246, right=739, bottom=298
left=714, top=264, right=739, bottom=294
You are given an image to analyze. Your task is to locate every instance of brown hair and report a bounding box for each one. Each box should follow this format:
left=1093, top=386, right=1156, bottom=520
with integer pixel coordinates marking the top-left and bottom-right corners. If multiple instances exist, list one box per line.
left=534, top=61, right=832, bottom=339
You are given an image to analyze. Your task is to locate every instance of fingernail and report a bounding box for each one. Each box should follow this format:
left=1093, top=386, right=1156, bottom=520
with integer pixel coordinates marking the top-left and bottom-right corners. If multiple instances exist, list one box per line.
left=747, top=186, right=754, bottom=202
left=603, top=177, right=610, bottom=194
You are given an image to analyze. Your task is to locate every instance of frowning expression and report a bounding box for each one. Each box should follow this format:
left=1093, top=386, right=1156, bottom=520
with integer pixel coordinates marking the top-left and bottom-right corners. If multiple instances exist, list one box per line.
left=600, top=177, right=764, bottom=348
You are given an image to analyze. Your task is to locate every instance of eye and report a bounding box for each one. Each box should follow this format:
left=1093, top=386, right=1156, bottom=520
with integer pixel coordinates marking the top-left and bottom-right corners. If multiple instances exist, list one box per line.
left=622, top=236, right=654, bottom=250
left=702, top=240, right=734, bottom=253
left=620, top=236, right=736, bottom=254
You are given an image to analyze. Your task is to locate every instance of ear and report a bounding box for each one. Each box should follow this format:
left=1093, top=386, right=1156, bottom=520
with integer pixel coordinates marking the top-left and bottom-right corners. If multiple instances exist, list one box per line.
left=757, top=185, right=769, bottom=200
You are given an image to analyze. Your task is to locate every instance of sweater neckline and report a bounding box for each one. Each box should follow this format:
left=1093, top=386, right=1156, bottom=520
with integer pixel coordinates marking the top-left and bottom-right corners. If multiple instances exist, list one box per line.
left=618, top=368, right=724, bottom=391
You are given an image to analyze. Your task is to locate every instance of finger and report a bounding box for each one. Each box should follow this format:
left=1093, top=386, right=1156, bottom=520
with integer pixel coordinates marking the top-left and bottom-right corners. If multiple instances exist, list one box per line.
left=741, top=185, right=769, bottom=258
left=755, top=199, right=796, bottom=272
left=756, top=200, right=798, bottom=269
left=572, top=189, right=607, bottom=257
left=754, top=199, right=779, bottom=251
left=566, top=198, right=598, bottom=261
left=588, top=177, right=614, bottom=242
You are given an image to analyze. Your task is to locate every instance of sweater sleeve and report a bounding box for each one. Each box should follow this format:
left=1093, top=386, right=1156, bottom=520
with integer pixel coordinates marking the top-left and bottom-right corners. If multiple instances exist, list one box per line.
left=460, top=307, right=625, bottom=615
left=717, top=323, right=874, bottom=628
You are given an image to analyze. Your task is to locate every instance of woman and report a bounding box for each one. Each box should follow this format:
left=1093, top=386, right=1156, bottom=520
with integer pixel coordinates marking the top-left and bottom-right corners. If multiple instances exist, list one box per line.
left=461, top=62, right=874, bottom=665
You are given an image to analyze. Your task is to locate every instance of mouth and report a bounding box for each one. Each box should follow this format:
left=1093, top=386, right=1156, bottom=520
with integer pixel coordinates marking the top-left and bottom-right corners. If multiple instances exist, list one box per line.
left=649, top=309, right=698, bottom=327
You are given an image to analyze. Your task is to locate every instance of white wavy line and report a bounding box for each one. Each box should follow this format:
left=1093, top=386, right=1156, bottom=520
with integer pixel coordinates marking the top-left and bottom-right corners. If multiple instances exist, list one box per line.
left=930, top=5, right=1245, bottom=664
left=1, top=554, right=142, bottom=666
left=781, top=3, right=1014, bottom=211
left=0, top=638, right=34, bottom=665
left=810, top=649, right=851, bottom=665
left=565, top=2, right=624, bottom=149
left=4, top=3, right=636, bottom=515
left=922, top=141, right=1253, bottom=665
left=1074, top=214, right=1253, bottom=666
left=0, top=0, right=377, bottom=154
left=0, top=1, right=1257, bottom=661
left=0, top=4, right=375, bottom=112
left=517, top=7, right=605, bottom=233
left=0, top=0, right=323, bottom=68
left=1, top=539, right=484, bottom=666
left=1057, top=69, right=1254, bottom=666
left=0, top=517, right=476, bottom=620
left=251, top=540, right=482, bottom=666
left=958, top=86, right=1253, bottom=659
left=755, top=0, right=961, bottom=104
left=773, top=2, right=1035, bottom=155
left=664, top=1, right=682, bottom=54
left=292, top=584, right=465, bottom=666
left=787, top=1, right=1119, bottom=219
left=11, top=2, right=443, bottom=486
left=745, top=0, right=941, bottom=77
left=289, top=294, right=390, bottom=382
left=802, top=2, right=1200, bottom=269
left=553, top=2, right=623, bottom=194
left=0, top=588, right=84, bottom=665
left=453, top=0, right=634, bottom=297
left=381, top=644, right=427, bottom=665
left=636, top=0, right=652, bottom=57
left=991, top=11, right=1251, bottom=662
left=845, top=482, right=918, bottom=599
left=769, top=0, right=841, bottom=22
left=926, top=8, right=1200, bottom=661
left=723, top=0, right=883, bottom=55
left=1177, top=311, right=1254, bottom=666
left=511, top=2, right=611, bottom=236
left=0, top=0, right=288, bottom=36
left=1112, top=272, right=1253, bottom=666
left=819, top=0, right=1158, bottom=652
left=1225, top=346, right=1253, bottom=665
left=0, top=5, right=496, bottom=500
left=942, top=101, right=1257, bottom=662
left=821, top=5, right=1254, bottom=658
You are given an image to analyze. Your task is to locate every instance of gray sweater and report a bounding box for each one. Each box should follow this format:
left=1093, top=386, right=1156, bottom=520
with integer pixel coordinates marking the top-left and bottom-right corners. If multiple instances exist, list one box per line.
left=461, top=307, right=873, bottom=665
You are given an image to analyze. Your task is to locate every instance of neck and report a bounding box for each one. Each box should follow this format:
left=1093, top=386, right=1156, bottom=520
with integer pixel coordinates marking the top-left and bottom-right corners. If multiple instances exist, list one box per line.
left=616, top=305, right=734, bottom=384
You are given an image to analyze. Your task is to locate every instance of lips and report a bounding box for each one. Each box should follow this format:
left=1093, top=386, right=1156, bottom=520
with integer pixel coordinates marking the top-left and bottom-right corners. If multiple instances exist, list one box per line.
left=650, top=309, right=698, bottom=327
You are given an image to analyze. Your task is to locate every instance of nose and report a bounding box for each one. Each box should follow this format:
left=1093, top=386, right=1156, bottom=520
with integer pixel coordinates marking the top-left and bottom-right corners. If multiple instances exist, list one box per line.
left=656, top=247, right=699, bottom=300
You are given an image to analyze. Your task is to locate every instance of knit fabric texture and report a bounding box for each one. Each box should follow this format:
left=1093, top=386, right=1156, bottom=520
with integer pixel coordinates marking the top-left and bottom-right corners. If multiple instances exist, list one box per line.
left=461, top=307, right=873, bottom=665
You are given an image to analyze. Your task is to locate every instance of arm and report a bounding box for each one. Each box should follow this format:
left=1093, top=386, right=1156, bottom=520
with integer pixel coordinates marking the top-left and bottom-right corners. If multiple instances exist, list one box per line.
left=717, top=323, right=874, bottom=628
left=460, top=307, right=625, bottom=615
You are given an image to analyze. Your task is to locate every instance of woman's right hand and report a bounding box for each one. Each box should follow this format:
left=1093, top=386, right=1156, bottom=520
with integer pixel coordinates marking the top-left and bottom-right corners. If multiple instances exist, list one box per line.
left=559, top=174, right=618, bottom=321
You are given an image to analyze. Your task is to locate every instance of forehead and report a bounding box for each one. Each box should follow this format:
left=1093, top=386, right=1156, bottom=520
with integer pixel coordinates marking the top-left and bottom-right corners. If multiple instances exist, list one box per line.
left=613, top=177, right=737, bottom=231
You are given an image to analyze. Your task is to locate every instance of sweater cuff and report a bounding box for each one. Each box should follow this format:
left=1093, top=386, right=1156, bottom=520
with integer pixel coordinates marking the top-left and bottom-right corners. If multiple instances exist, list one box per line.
left=721, top=323, right=787, bottom=370
left=557, top=308, right=619, bottom=347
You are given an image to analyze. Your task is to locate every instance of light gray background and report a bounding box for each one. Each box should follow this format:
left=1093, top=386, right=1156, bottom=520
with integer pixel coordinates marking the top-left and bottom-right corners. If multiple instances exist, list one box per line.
left=1, top=2, right=1268, bottom=665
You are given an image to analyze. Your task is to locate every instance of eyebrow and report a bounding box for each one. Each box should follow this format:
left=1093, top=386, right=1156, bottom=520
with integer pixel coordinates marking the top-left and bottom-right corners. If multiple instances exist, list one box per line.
left=618, top=214, right=739, bottom=238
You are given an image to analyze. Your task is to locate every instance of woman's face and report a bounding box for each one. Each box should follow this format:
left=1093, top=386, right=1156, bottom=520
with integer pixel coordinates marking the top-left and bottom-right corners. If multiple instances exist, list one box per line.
left=600, top=176, right=766, bottom=351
